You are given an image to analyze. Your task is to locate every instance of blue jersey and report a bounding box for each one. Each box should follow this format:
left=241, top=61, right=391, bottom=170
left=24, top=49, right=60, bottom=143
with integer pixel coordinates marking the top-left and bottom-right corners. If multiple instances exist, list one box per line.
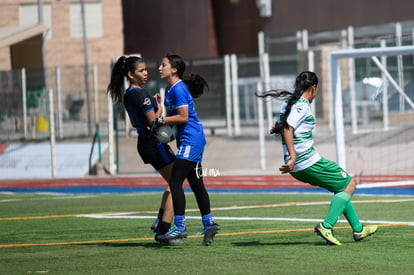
left=164, top=80, right=206, bottom=146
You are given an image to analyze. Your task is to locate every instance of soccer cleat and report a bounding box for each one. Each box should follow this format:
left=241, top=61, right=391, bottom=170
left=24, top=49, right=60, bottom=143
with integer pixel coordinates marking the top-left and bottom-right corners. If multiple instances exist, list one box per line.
left=156, top=226, right=188, bottom=243
left=314, top=223, right=342, bottom=246
left=155, top=233, right=182, bottom=245
left=201, top=223, right=220, bottom=246
left=150, top=218, right=159, bottom=232
left=154, top=233, right=167, bottom=244
left=353, top=225, right=378, bottom=241
left=166, top=238, right=184, bottom=246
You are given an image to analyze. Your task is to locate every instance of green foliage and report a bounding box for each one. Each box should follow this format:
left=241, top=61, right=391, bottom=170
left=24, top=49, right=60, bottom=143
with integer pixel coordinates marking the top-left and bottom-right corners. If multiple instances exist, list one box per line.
left=1, top=193, right=413, bottom=274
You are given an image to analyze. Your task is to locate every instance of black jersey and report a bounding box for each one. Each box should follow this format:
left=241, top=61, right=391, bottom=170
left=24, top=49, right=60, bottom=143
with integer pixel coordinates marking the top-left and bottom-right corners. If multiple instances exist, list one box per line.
left=124, top=87, right=158, bottom=136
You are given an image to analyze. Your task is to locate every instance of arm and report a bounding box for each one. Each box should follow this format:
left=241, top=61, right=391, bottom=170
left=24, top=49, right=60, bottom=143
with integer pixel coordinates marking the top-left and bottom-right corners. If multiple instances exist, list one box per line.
left=279, top=125, right=296, bottom=174
left=146, top=94, right=163, bottom=125
left=162, top=85, right=189, bottom=125
left=163, top=106, right=188, bottom=125
left=129, top=117, right=136, bottom=128
left=149, top=106, right=187, bottom=135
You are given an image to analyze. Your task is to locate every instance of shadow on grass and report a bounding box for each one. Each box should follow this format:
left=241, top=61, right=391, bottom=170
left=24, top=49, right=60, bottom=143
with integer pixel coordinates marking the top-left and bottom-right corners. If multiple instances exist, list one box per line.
left=79, top=242, right=184, bottom=249
left=232, top=240, right=326, bottom=246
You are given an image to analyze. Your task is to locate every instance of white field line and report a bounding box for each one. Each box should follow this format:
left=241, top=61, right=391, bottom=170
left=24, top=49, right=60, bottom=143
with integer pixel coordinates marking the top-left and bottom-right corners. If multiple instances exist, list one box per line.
left=72, top=198, right=414, bottom=215
left=209, top=198, right=414, bottom=211
left=78, top=198, right=414, bottom=226
left=78, top=214, right=414, bottom=226
left=358, top=181, right=414, bottom=188
left=0, top=194, right=98, bottom=203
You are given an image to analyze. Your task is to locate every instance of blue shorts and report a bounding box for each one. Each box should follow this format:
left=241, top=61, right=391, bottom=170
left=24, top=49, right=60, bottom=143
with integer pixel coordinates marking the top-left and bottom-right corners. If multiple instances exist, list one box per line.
left=176, top=144, right=204, bottom=163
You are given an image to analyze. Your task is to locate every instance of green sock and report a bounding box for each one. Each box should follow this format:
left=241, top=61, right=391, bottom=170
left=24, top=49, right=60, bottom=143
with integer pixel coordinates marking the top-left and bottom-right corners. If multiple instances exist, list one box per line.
left=343, top=201, right=363, bottom=232
left=323, top=192, right=351, bottom=229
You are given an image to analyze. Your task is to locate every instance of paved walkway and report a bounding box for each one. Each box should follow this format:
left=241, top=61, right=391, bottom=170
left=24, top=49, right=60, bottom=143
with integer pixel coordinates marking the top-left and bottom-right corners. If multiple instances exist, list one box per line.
left=2, top=123, right=414, bottom=196
left=114, top=134, right=284, bottom=176
left=112, top=123, right=414, bottom=177
left=2, top=121, right=413, bottom=180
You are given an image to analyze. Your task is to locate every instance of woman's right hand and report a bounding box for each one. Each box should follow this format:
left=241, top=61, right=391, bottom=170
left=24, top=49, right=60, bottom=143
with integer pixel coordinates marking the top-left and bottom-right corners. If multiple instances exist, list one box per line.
left=154, top=93, right=162, bottom=104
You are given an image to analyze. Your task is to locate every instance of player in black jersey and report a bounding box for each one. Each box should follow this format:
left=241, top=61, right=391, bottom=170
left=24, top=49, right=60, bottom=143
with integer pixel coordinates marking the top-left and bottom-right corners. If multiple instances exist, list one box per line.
left=107, top=55, right=175, bottom=242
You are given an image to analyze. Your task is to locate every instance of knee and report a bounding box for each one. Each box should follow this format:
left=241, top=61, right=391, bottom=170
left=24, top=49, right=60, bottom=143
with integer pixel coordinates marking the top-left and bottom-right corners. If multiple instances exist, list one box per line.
left=344, top=178, right=357, bottom=194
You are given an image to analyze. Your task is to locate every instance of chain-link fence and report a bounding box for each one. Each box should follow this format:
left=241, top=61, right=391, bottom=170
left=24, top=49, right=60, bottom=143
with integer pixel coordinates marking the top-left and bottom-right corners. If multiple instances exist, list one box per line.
left=2, top=21, right=414, bottom=177
left=0, top=63, right=113, bottom=142
left=263, top=21, right=414, bottom=177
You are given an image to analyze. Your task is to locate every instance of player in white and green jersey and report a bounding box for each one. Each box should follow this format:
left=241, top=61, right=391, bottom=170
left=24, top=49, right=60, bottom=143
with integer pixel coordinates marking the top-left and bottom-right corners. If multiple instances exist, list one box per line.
left=256, top=71, right=378, bottom=245
left=279, top=97, right=321, bottom=172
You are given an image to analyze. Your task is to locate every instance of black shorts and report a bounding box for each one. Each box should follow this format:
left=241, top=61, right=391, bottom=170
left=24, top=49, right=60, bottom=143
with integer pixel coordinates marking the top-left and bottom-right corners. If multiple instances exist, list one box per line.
left=137, top=135, right=175, bottom=170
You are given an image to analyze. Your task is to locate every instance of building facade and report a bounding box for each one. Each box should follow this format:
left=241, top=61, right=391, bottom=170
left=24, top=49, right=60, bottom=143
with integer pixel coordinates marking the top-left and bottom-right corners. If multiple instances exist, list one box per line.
left=0, top=0, right=123, bottom=72
left=123, top=0, right=414, bottom=58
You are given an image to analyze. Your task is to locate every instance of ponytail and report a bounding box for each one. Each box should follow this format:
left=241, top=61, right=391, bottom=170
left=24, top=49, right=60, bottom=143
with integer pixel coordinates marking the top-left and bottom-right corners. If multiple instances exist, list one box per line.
left=255, top=71, right=318, bottom=135
left=255, top=89, right=294, bottom=135
left=107, top=55, right=145, bottom=104
left=183, top=73, right=209, bottom=98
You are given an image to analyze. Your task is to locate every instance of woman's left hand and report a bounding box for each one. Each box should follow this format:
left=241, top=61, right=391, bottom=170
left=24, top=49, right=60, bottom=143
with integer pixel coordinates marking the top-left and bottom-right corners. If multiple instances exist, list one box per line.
left=279, top=158, right=295, bottom=174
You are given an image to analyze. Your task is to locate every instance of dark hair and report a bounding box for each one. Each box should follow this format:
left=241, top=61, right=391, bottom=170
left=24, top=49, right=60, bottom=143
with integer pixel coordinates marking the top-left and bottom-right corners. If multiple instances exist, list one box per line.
left=165, top=54, right=208, bottom=98
left=107, top=55, right=145, bottom=104
left=255, top=71, right=318, bottom=135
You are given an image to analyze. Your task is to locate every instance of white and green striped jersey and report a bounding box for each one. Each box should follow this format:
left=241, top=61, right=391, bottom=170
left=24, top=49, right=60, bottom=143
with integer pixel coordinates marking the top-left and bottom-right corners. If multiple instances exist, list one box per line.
left=278, top=97, right=321, bottom=172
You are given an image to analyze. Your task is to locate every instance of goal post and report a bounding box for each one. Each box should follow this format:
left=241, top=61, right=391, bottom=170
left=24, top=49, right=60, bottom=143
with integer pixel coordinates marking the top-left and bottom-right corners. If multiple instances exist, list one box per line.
left=329, top=45, right=414, bottom=169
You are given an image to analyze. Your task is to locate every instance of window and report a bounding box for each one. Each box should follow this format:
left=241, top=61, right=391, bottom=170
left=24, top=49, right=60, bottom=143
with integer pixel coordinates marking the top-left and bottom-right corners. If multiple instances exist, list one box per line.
left=70, top=2, right=103, bottom=38
left=19, top=4, right=52, bottom=39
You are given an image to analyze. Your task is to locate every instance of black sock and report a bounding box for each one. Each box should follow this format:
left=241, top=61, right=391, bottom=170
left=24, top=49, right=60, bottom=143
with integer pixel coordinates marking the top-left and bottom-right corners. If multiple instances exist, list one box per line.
left=158, top=221, right=171, bottom=235
left=157, top=208, right=164, bottom=220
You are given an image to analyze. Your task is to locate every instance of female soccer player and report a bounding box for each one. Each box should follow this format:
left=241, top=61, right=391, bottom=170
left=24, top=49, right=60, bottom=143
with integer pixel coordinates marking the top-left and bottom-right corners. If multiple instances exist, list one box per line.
left=256, top=71, right=378, bottom=245
left=107, top=55, right=175, bottom=241
left=153, top=54, right=219, bottom=246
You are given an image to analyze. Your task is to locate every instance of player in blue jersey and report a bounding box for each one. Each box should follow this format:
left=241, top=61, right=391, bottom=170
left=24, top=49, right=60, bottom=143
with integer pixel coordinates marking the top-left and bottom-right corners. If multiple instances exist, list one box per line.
left=256, top=71, right=378, bottom=245
left=152, top=54, right=220, bottom=246
left=107, top=55, right=175, bottom=242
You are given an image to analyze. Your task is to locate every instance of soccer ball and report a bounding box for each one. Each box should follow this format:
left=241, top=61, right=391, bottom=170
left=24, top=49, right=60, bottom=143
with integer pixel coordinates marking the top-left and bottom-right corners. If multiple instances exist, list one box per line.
left=155, top=124, right=177, bottom=143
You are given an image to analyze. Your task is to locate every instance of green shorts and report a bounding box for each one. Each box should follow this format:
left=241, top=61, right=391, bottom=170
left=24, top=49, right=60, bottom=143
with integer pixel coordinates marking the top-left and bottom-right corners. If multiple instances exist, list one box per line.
left=290, top=157, right=352, bottom=193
